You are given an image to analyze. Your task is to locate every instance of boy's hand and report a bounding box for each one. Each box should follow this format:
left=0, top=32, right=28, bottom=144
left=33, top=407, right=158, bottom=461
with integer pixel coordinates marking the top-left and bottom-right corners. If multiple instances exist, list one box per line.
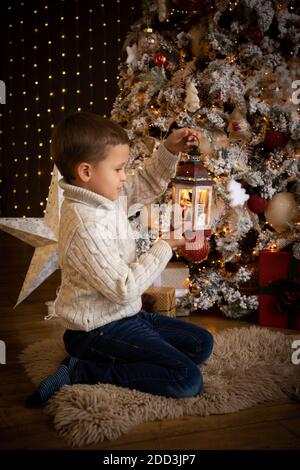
left=163, top=232, right=186, bottom=250
left=164, top=128, right=202, bottom=155
left=160, top=225, right=186, bottom=250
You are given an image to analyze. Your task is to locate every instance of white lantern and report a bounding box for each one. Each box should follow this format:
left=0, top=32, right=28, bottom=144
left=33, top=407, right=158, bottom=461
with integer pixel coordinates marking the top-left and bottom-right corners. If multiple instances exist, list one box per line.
left=171, top=149, right=213, bottom=234
left=171, top=148, right=213, bottom=263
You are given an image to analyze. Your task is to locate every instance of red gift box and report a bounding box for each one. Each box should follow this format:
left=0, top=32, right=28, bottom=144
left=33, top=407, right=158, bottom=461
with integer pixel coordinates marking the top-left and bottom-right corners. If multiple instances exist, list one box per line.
left=259, top=250, right=300, bottom=330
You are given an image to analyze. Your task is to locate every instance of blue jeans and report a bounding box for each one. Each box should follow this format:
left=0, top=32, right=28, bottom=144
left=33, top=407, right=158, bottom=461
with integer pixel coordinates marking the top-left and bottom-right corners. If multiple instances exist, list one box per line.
left=63, top=312, right=214, bottom=398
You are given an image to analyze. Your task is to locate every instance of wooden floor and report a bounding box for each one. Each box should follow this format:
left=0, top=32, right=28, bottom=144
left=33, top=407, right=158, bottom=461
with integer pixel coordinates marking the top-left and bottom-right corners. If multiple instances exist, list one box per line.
left=1, top=230, right=300, bottom=450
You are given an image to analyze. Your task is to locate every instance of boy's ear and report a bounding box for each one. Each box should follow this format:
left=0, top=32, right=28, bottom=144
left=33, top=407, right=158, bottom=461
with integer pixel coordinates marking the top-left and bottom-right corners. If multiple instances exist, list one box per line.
left=76, top=162, right=92, bottom=183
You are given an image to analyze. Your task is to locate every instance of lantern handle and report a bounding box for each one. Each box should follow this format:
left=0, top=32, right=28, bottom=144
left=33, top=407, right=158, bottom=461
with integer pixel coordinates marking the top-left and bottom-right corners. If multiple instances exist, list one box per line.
left=187, top=133, right=201, bottom=161
left=191, top=133, right=200, bottom=150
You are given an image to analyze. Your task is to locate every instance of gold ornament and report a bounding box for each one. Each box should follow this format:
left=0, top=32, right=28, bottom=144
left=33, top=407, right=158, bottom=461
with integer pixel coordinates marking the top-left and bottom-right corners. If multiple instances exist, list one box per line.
left=264, top=191, right=299, bottom=232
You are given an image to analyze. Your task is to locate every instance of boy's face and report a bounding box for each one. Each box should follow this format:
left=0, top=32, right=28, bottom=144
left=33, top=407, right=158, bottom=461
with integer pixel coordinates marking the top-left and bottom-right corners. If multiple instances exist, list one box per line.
left=85, top=144, right=129, bottom=201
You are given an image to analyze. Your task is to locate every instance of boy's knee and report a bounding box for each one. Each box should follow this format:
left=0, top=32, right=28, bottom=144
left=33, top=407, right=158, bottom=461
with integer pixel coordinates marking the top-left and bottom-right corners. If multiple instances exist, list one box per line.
left=194, top=329, right=214, bottom=364
left=186, top=365, right=203, bottom=397
left=170, top=365, right=202, bottom=399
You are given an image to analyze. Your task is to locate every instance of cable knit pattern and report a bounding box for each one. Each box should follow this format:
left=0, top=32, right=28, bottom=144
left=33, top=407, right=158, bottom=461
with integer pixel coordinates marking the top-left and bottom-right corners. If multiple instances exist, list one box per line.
left=54, top=144, right=180, bottom=331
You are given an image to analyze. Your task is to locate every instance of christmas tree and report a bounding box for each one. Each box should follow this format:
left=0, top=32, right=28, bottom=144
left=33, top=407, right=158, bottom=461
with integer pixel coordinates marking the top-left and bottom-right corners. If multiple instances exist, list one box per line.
left=112, top=0, right=300, bottom=319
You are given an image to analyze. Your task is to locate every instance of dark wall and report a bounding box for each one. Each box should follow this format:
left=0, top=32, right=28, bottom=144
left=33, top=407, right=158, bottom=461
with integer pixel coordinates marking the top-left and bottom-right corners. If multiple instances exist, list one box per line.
left=0, top=0, right=141, bottom=216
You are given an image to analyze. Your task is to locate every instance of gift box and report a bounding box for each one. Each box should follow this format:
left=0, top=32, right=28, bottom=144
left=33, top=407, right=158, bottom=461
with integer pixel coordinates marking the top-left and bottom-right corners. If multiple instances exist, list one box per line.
left=259, top=250, right=300, bottom=330
left=153, top=262, right=189, bottom=289
left=142, top=286, right=176, bottom=317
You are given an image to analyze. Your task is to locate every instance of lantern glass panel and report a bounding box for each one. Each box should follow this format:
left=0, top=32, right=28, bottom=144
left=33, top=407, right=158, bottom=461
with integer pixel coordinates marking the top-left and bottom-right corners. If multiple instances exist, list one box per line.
left=179, top=188, right=193, bottom=230
left=195, top=188, right=210, bottom=229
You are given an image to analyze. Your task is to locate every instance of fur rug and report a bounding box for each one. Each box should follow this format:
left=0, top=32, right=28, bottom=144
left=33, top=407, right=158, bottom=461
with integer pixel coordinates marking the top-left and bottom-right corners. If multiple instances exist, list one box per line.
left=20, top=326, right=300, bottom=447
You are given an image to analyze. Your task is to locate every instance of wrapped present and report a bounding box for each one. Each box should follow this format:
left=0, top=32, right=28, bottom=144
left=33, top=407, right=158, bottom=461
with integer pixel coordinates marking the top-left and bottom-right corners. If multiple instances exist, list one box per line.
left=153, top=262, right=189, bottom=289
left=142, top=286, right=176, bottom=317
left=259, top=250, right=300, bottom=330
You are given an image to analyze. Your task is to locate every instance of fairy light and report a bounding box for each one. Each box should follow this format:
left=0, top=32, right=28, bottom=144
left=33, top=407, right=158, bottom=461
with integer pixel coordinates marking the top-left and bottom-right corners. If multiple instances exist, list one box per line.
left=101, top=2, right=108, bottom=116
left=45, top=4, right=54, bottom=165
left=88, top=7, right=94, bottom=109
left=60, top=1, right=66, bottom=117
left=31, top=4, right=44, bottom=212
left=3, top=1, right=141, bottom=217
left=116, top=1, right=121, bottom=49
left=227, top=53, right=237, bottom=63
left=7, top=7, right=18, bottom=212
left=75, top=1, right=81, bottom=112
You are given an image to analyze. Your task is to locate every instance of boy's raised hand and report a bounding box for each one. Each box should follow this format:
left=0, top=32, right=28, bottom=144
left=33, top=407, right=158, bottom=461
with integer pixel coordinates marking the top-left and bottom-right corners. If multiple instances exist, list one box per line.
left=161, top=227, right=186, bottom=250
left=164, top=128, right=202, bottom=155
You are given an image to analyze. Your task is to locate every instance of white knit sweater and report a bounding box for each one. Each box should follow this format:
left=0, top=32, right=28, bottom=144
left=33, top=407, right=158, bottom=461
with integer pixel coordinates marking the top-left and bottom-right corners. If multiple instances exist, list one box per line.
left=54, top=144, right=180, bottom=331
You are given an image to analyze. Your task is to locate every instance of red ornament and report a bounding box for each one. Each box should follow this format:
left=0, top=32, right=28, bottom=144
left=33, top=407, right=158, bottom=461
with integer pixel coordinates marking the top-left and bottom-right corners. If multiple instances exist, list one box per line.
left=231, top=121, right=241, bottom=132
left=180, top=231, right=210, bottom=263
left=259, top=251, right=300, bottom=330
left=264, top=130, right=289, bottom=150
left=153, top=52, right=169, bottom=68
left=247, top=194, right=269, bottom=214
left=250, top=30, right=263, bottom=45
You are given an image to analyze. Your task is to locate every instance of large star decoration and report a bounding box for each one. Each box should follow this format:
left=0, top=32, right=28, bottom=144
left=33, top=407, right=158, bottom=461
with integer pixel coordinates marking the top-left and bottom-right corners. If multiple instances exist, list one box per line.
left=0, top=166, right=62, bottom=307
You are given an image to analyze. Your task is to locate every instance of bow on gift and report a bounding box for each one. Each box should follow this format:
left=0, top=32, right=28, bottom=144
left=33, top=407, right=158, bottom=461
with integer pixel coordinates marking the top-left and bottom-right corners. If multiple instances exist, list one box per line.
left=260, top=257, right=300, bottom=330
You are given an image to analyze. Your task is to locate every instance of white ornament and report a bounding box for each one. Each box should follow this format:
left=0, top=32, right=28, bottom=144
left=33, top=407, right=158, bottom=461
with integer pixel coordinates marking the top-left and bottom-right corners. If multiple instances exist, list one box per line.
left=0, top=166, right=62, bottom=306
left=184, top=81, right=200, bottom=113
left=126, top=44, right=138, bottom=67
left=227, top=180, right=249, bottom=208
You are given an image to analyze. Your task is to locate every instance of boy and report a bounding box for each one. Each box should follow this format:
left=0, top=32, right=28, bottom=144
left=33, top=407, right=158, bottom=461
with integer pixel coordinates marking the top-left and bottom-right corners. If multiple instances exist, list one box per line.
left=26, top=112, right=213, bottom=407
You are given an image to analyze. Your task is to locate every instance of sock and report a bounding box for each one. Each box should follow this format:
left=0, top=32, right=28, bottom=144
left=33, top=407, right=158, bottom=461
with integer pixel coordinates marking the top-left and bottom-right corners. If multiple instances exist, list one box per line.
left=25, top=356, right=78, bottom=408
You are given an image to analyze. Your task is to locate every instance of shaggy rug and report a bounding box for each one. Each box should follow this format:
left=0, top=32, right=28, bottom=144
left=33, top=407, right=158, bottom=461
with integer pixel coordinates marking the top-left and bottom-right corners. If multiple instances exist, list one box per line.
left=20, top=326, right=300, bottom=447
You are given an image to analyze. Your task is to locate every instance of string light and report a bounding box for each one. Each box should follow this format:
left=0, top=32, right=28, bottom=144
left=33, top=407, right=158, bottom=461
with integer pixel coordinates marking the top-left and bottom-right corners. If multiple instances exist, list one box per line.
left=4, top=0, right=137, bottom=216
left=7, top=7, right=18, bottom=211
left=88, top=7, right=94, bottom=109
left=31, top=5, right=45, bottom=211
left=60, top=0, right=66, bottom=116
left=101, top=2, right=108, bottom=117
left=75, top=0, right=81, bottom=112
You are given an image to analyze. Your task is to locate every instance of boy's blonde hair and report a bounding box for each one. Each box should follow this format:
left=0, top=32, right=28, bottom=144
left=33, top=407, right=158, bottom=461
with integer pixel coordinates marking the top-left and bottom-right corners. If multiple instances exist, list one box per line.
left=51, top=111, right=129, bottom=182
